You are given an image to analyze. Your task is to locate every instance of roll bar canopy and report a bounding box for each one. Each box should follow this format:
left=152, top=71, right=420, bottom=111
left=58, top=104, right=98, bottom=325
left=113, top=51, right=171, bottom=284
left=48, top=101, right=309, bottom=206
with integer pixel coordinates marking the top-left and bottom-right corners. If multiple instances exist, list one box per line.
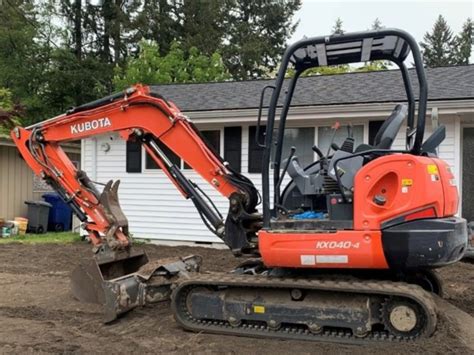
left=291, top=32, right=412, bottom=70
left=261, top=29, right=429, bottom=227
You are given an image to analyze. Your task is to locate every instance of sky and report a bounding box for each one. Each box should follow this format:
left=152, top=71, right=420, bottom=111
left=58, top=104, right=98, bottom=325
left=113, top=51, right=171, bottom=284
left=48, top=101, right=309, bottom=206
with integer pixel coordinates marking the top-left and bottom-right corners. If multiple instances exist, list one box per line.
left=291, top=0, right=473, bottom=61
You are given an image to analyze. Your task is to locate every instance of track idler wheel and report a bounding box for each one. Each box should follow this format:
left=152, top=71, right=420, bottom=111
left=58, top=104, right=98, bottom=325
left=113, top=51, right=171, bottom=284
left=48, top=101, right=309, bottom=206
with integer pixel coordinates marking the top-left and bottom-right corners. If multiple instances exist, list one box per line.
left=381, top=297, right=426, bottom=337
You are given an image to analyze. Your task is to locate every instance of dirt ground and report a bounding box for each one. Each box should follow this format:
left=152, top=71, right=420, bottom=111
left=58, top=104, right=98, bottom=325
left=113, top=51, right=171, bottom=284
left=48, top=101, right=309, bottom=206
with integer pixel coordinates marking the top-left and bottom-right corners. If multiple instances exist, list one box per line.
left=0, top=242, right=473, bottom=354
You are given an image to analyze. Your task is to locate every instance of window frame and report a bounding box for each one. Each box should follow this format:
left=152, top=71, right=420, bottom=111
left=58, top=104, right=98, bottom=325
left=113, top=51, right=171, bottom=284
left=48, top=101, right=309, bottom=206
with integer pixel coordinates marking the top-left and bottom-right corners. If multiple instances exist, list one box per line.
left=224, top=126, right=242, bottom=173
left=247, top=124, right=319, bottom=174
left=142, top=128, right=224, bottom=173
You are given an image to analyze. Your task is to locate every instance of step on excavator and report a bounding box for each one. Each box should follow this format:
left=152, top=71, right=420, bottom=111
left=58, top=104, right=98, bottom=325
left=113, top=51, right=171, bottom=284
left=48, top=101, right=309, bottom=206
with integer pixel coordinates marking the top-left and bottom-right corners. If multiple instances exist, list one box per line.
left=12, top=29, right=468, bottom=344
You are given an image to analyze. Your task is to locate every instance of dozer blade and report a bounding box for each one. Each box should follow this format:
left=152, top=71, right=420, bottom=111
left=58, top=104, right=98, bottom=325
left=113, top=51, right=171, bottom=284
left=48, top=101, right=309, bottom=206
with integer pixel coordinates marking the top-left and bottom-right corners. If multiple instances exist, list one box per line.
left=71, top=248, right=202, bottom=323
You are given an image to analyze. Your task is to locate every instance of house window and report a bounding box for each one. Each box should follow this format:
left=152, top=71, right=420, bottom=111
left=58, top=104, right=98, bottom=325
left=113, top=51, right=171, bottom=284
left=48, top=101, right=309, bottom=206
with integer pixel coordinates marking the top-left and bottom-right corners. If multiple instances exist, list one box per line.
left=201, top=130, right=221, bottom=154
left=126, top=140, right=142, bottom=173
left=317, top=125, right=364, bottom=154
left=129, top=129, right=233, bottom=172
left=184, top=130, right=221, bottom=169
left=277, top=127, right=315, bottom=168
left=224, top=127, right=242, bottom=172
left=248, top=126, right=265, bottom=173
left=145, top=139, right=181, bottom=169
left=369, top=120, right=384, bottom=145
left=144, top=130, right=221, bottom=170
left=248, top=126, right=315, bottom=173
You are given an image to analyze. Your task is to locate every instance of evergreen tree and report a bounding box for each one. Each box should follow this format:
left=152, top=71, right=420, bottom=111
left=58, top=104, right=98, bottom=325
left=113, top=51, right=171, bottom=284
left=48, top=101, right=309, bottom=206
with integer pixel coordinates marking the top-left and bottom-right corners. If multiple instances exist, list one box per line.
left=420, top=15, right=455, bottom=67
left=1, top=0, right=303, bottom=123
left=303, top=17, right=349, bottom=75
left=371, top=17, right=382, bottom=31
left=60, top=0, right=141, bottom=64
left=358, top=18, right=389, bottom=72
left=0, top=0, right=48, bottom=120
left=332, top=17, right=345, bottom=35
left=453, top=18, right=473, bottom=65
left=217, top=0, right=301, bottom=79
left=134, top=0, right=182, bottom=56
left=179, top=0, right=225, bottom=56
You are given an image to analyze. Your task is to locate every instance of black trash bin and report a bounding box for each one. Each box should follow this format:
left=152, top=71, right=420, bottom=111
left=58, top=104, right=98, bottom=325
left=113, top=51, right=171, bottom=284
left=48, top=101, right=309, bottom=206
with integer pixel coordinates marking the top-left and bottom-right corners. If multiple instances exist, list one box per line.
left=25, top=200, right=52, bottom=234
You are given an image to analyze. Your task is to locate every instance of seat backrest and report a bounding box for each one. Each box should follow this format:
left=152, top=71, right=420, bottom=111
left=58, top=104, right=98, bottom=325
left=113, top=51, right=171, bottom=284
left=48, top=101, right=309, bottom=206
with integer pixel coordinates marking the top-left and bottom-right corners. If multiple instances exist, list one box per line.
left=374, top=104, right=408, bottom=149
left=421, top=125, right=446, bottom=155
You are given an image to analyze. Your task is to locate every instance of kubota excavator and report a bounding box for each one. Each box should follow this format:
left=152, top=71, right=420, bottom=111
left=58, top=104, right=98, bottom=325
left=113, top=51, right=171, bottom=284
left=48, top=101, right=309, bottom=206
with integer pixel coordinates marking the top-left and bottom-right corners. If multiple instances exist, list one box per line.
left=12, top=29, right=468, bottom=344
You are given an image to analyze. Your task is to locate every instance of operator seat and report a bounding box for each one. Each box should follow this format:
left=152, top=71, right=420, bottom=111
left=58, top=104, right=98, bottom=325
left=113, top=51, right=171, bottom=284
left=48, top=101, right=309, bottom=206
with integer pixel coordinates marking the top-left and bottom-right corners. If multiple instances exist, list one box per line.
left=328, top=104, right=408, bottom=190
left=354, top=104, right=408, bottom=153
left=285, top=104, right=408, bottom=197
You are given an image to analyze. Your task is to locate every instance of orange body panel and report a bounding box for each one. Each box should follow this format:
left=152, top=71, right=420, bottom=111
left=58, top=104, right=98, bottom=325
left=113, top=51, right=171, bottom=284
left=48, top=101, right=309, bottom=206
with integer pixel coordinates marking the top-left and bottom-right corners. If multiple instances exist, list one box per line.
left=353, top=154, right=457, bottom=230
left=435, top=158, right=459, bottom=216
left=259, top=230, right=388, bottom=269
left=259, top=154, right=459, bottom=269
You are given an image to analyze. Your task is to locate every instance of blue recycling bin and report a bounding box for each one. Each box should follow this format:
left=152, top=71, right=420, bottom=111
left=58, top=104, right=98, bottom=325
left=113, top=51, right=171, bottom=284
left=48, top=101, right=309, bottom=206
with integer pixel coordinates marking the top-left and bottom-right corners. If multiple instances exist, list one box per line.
left=42, top=193, right=73, bottom=232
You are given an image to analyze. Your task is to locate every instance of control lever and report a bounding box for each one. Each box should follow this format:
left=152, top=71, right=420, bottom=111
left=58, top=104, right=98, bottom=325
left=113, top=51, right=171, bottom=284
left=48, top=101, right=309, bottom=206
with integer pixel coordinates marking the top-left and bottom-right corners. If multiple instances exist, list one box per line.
left=312, top=145, right=327, bottom=171
left=325, top=121, right=340, bottom=157
left=312, top=145, right=324, bottom=159
left=347, top=124, right=353, bottom=138
left=331, top=142, right=340, bottom=151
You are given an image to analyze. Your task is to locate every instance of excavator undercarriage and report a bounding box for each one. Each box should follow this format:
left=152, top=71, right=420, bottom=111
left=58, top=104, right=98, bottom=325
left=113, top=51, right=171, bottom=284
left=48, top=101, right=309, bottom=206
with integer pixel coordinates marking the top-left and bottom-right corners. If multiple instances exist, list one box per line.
left=11, top=28, right=469, bottom=344
left=172, top=273, right=437, bottom=343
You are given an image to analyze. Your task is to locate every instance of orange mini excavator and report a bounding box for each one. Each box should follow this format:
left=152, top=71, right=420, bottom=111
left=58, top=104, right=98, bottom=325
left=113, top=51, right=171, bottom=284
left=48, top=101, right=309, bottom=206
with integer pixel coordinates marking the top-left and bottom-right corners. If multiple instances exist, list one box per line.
left=12, top=29, right=467, bottom=344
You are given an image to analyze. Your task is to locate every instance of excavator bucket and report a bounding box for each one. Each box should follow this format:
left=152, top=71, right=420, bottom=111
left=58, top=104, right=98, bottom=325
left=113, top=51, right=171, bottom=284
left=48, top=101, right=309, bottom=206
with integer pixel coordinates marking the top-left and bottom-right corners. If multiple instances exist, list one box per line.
left=70, top=248, right=149, bottom=305
left=70, top=178, right=202, bottom=322
left=71, top=250, right=202, bottom=323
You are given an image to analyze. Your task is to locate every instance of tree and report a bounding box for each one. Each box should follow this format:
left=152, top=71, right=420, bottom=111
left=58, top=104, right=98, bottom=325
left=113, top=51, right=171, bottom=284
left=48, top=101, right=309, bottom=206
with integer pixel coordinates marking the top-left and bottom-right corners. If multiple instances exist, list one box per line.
left=179, top=0, right=225, bottom=56
left=371, top=17, right=382, bottom=31
left=453, top=18, right=473, bottom=65
left=301, top=17, right=349, bottom=76
left=1, top=0, right=303, bottom=124
left=420, top=15, right=456, bottom=67
left=0, top=88, right=23, bottom=135
left=59, top=0, right=141, bottom=64
left=332, top=17, right=344, bottom=35
left=219, top=0, right=302, bottom=79
left=113, top=40, right=230, bottom=90
left=134, top=0, right=181, bottom=56
left=357, top=18, right=389, bottom=72
left=0, top=1, right=51, bottom=121
left=41, top=48, right=112, bottom=114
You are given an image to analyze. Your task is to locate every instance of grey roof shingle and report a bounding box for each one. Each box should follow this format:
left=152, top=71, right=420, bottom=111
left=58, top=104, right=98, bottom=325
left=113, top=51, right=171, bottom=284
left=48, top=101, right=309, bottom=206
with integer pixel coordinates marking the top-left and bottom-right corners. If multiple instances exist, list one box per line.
left=151, top=65, right=474, bottom=112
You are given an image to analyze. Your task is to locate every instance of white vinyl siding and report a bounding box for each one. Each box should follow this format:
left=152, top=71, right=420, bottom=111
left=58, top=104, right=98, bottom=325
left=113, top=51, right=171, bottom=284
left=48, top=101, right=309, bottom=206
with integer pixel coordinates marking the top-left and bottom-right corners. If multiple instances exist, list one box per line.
left=81, top=112, right=459, bottom=243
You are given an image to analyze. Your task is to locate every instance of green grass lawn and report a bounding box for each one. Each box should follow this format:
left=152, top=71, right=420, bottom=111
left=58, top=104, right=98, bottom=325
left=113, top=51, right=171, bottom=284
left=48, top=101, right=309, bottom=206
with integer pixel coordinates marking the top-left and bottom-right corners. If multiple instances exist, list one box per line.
left=0, top=232, right=81, bottom=244
left=0, top=232, right=148, bottom=245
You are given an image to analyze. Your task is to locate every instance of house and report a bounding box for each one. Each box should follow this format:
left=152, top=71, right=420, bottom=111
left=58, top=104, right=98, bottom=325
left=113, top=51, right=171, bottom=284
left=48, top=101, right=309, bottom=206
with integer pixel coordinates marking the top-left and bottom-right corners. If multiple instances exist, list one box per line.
left=0, top=134, right=81, bottom=221
left=81, top=65, right=474, bottom=244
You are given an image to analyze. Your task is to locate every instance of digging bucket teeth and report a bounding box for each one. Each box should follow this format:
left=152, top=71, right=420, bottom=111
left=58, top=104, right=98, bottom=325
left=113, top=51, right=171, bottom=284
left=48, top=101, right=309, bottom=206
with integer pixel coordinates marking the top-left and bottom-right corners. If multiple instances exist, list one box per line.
left=70, top=248, right=202, bottom=323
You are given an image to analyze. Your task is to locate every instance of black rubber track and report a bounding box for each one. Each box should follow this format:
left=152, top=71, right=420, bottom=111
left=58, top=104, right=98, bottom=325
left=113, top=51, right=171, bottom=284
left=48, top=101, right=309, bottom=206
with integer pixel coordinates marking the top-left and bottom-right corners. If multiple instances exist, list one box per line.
left=171, top=273, right=437, bottom=345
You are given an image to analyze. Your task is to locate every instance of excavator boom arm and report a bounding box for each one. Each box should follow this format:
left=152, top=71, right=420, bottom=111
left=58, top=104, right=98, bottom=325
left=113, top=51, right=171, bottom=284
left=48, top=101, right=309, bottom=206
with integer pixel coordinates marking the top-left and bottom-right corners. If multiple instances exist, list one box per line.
left=11, top=84, right=259, bottom=251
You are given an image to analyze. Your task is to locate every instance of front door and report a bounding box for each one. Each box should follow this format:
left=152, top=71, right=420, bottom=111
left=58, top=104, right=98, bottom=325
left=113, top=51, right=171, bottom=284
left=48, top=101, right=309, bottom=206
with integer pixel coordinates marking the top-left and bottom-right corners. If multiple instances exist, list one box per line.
left=462, top=127, right=474, bottom=222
